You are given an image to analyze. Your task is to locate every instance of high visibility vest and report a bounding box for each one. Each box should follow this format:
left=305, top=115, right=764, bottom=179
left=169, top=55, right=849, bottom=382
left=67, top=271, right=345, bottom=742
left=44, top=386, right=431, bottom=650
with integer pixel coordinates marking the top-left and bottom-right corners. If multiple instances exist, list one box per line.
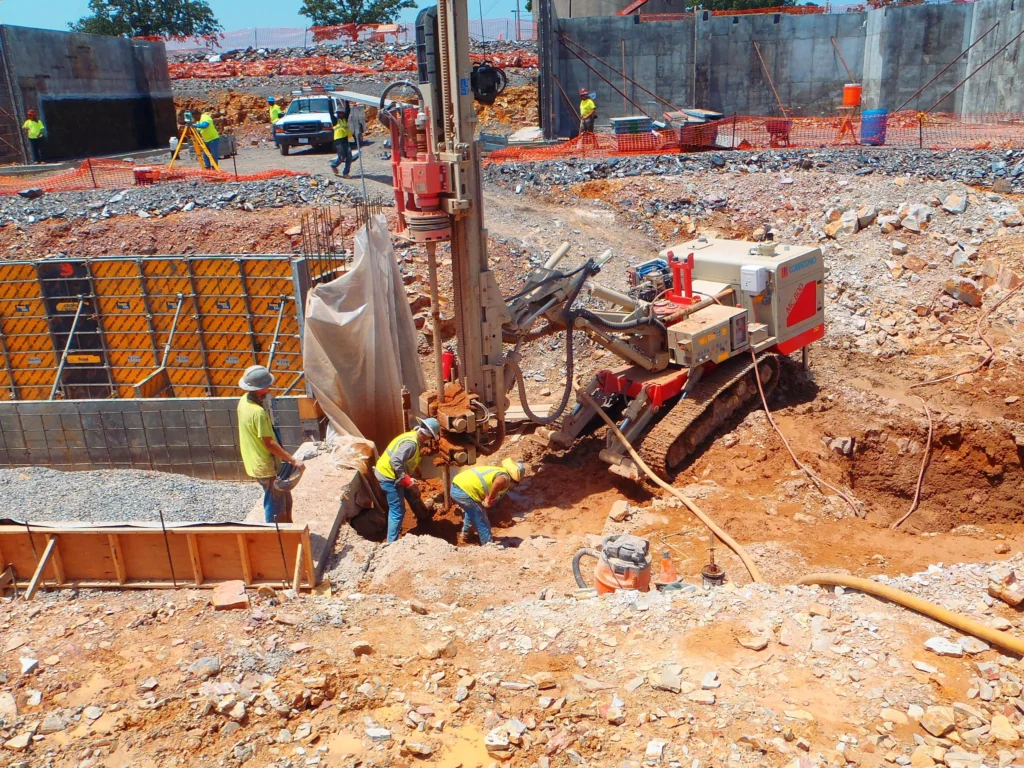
left=375, top=430, right=421, bottom=480
left=23, top=119, right=44, bottom=139
left=333, top=118, right=351, bottom=140
left=198, top=113, right=219, bottom=142
left=269, top=104, right=283, bottom=122
left=453, top=466, right=510, bottom=504
left=580, top=99, right=595, bottom=118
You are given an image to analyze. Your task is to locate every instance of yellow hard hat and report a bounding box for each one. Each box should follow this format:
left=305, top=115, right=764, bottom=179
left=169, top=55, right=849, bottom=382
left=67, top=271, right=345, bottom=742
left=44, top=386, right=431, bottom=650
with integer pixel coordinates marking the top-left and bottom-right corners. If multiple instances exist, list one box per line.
left=501, top=458, right=525, bottom=483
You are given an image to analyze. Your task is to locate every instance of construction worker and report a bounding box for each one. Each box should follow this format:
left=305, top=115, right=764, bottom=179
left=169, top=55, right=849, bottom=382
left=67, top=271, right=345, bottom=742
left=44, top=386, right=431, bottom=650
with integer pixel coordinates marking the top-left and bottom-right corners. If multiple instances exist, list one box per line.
left=194, top=111, right=220, bottom=169
left=330, top=101, right=353, bottom=178
left=268, top=96, right=284, bottom=124
left=451, top=459, right=526, bottom=546
left=237, top=365, right=305, bottom=524
left=374, top=418, right=441, bottom=543
left=579, top=89, right=596, bottom=135
left=22, top=110, right=45, bottom=164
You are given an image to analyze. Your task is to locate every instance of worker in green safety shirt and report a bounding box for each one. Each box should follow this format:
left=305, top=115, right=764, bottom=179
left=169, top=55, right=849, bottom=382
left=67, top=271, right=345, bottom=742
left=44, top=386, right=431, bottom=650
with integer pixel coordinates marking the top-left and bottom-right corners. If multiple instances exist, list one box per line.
left=194, top=111, right=220, bottom=169
left=579, top=89, right=596, bottom=135
left=450, top=459, right=526, bottom=546
left=237, top=365, right=305, bottom=524
left=22, top=110, right=45, bottom=163
left=330, top=101, right=353, bottom=178
left=374, top=418, right=441, bottom=543
left=268, top=96, right=284, bottom=124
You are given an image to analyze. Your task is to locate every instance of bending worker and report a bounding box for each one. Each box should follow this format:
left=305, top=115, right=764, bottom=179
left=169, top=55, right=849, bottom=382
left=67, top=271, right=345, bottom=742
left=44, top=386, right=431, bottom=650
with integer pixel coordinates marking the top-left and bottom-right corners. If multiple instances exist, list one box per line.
left=194, top=111, right=220, bottom=169
left=22, top=110, right=45, bottom=163
left=238, top=365, right=305, bottom=524
left=374, top=418, right=441, bottom=542
left=451, top=459, right=526, bottom=546
left=579, top=89, right=596, bottom=135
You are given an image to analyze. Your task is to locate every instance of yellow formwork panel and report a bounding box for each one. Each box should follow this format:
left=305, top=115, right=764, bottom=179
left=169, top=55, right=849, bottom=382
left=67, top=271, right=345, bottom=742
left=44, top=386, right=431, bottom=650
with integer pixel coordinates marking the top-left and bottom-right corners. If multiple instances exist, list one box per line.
left=207, top=351, right=258, bottom=369
left=0, top=298, right=46, bottom=318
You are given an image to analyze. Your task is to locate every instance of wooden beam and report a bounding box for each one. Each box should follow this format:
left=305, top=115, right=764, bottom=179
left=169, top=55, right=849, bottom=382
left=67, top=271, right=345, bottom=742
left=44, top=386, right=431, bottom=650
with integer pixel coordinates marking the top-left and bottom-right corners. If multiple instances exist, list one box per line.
left=301, top=528, right=316, bottom=588
left=292, top=542, right=303, bottom=593
left=45, top=534, right=65, bottom=584
left=187, top=534, right=203, bottom=586
left=25, top=538, right=57, bottom=600
left=237, top=534, right=252, bottom=586
left=108, top=535, right=127, bottom=584
left=0, top=565, right=14, bottom=593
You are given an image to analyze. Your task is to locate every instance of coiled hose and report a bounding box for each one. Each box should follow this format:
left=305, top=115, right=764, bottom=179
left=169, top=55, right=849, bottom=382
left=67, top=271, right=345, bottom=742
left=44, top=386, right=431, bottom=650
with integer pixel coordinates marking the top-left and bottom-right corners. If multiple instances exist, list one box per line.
left=572, top=548, right=601, bottom=588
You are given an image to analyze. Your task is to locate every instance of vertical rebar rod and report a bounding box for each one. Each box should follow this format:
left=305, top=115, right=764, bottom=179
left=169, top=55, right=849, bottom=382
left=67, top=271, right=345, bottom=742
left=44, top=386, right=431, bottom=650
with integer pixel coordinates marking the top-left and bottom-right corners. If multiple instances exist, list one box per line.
left=49, top=296, right=85, bottom=401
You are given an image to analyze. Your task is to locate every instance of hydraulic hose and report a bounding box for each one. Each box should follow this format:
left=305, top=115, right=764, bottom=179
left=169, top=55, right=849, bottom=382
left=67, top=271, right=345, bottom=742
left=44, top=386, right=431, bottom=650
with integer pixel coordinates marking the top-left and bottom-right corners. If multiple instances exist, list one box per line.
left=799, top=573, right=1024, bottom=656
left=573, top=548, right=601, bottom=588
left=579, top=389, right=764, bottom=584
left=572, top=308, right=667, bottom=335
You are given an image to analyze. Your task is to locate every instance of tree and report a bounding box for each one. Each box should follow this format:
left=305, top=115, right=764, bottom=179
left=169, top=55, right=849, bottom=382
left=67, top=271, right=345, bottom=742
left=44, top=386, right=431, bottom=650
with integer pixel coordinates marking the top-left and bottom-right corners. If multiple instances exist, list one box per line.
left=299, top=0, right=417, bottom=26
left=70, top=0, right=223, bottom=40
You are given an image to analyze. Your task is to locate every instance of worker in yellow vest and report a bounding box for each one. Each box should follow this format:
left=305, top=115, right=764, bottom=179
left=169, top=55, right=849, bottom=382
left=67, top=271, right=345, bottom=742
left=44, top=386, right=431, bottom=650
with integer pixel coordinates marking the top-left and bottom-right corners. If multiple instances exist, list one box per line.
left=374, top=417, right=441, bottom=542
left=579, top=89, right=596, bottom=135
left=450, top=458, right=526, bottom=546
left=330, top=101, right=353, bottom=178
left=268, top=96, right=284, bottom=124
left=194, top=111, right=220, bottom=169
left=22, top=110, right=45, bottom=164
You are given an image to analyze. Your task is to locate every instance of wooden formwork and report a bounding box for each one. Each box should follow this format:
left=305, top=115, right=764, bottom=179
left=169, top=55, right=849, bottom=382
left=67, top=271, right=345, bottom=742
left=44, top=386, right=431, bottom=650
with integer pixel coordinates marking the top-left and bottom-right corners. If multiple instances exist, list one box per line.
left=0, top=521, right=316, bottom=596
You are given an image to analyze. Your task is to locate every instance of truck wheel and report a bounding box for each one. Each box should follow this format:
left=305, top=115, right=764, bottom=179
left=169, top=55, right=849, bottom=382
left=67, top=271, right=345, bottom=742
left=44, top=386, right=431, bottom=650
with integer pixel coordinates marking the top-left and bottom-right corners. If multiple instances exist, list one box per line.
left=280, top=143, right=289, bottom=156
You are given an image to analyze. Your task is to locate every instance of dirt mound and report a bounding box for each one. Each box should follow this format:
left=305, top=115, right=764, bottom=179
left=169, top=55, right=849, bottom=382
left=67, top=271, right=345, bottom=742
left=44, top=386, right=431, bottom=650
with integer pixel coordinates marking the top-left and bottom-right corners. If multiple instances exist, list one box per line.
left=476, top=85, right=538, bottom=128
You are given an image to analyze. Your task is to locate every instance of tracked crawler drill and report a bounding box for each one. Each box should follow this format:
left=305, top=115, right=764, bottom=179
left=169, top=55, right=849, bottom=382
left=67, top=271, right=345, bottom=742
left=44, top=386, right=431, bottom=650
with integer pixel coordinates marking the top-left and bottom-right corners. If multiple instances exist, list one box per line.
left=379, top=0, right=826, bottom=479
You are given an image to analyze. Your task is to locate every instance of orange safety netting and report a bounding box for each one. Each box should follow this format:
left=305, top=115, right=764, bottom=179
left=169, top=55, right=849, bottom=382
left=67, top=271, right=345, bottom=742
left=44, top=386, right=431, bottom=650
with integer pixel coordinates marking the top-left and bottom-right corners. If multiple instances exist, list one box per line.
left=0, top=159, right=307, bottom=197
left=485, top=111, right=1024, bottom=164
left=378, top=51, right=540, bottom=72
left=169, top=58, right=376, bottom=79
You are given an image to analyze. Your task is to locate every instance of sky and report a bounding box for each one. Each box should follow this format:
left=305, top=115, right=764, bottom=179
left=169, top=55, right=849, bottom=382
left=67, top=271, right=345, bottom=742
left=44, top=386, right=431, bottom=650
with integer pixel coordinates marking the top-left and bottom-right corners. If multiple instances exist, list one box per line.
left=0, top=0, right=497, bottom=33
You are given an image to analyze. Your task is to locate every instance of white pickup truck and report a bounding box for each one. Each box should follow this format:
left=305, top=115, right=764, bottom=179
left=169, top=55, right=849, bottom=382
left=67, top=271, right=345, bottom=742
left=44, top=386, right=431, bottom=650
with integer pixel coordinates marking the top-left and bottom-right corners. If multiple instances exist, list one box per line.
left=273, top=93, right=367, bottom=156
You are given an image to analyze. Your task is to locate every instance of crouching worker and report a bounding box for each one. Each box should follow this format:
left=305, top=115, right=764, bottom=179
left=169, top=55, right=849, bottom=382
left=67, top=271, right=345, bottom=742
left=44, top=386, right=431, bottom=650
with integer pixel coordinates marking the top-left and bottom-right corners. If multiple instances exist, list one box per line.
left=374, top=417, right=441, bottom=543
left=451, top=458, right=526, bottom=546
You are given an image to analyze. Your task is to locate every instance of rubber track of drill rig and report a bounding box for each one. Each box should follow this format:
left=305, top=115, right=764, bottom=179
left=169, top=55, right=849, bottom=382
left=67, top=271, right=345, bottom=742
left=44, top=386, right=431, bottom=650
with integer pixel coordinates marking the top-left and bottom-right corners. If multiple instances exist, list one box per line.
left=635, top=353, right=781, bottom=477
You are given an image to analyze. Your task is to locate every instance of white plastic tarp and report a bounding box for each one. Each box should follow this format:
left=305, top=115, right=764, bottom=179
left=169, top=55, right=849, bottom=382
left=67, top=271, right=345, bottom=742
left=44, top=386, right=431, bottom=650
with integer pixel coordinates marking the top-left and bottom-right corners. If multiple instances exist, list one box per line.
left=303, top=213, right=425, bottom=451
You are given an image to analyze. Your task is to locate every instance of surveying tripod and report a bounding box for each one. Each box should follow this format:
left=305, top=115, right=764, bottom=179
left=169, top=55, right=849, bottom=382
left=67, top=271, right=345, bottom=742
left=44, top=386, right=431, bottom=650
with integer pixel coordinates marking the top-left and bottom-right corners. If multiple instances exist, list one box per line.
left=168, top=111, right=219, bottom=171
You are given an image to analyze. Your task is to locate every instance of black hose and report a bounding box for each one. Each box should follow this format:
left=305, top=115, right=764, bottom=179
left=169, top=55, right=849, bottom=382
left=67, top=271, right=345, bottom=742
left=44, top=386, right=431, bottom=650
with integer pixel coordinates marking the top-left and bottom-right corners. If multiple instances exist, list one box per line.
left=572, top=548, right=601, bottom=588
left=573, top=308, right=667, bottom=335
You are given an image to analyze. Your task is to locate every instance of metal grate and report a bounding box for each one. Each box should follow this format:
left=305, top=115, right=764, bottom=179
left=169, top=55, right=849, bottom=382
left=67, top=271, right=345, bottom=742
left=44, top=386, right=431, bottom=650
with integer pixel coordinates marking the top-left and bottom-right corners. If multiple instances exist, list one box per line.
left=300, top=204, right=347, bottom=282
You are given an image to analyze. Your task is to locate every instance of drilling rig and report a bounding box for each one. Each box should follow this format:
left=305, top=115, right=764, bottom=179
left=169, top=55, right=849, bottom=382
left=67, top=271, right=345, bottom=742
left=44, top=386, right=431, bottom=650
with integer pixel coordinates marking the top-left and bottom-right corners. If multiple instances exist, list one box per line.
left=379, top=3, right=826, bottom=480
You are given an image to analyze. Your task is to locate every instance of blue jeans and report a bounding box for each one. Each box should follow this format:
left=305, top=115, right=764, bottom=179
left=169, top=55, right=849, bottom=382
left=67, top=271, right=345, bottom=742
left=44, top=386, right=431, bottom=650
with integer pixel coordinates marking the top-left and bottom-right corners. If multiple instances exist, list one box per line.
left=380, top=477, right=406, bottom=542
left=257, top=477, right=292, bottom=524
left=203, top=138, right=220, bottom=169
left=451, top=486, right=492, bottom=545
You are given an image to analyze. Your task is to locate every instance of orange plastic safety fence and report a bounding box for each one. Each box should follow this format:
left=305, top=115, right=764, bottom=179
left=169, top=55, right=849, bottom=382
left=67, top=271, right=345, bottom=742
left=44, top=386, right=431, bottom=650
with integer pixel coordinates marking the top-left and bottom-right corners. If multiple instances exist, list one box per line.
left=168, top=57, right=376, bottom=80
left=485, top=111, right=1024, bottom=165
left=0, top=159, right=307, bottom=197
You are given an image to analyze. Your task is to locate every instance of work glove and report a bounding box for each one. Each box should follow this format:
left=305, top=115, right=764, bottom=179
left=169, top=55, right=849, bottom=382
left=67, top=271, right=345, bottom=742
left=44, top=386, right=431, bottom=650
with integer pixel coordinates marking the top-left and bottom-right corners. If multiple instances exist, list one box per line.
left=398, top=475, right=415, bottom=489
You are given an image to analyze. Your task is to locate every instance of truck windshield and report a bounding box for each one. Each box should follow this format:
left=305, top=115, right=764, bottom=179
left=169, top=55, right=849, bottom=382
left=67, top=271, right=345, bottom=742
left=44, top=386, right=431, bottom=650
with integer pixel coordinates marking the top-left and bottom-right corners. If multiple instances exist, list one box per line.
left=287, top=98, right=332, bottom=115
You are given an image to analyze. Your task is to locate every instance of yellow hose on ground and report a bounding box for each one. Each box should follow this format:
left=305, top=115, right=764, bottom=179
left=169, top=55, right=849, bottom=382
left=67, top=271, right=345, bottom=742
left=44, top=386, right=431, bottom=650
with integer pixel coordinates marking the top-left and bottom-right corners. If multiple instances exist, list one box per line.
left=579, top=390, right=764, bottom=584
left=799, top=573, right=1024, bottom=656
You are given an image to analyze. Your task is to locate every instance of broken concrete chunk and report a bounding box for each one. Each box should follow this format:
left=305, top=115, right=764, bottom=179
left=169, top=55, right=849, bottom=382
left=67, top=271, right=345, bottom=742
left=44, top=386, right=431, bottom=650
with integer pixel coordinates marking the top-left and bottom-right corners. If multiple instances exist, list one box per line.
left=647, top=669, right=682, bottom=694
left=687, top=690, right=716, bottom=705
left=366, top=727, right=391, bottom=742
left=211, top=580, right=249, bottom=611
left=920, top=706, right=956, bottom=737
left=891, top=240, right=908, bottom=256
left=3, top=733, right=30, bottom=752
left=419, top=638, right=456, bottom=660
left=608, top=500, right=630, bottom=523
left=989, top=714, right=1018, bottom=743
left=737, top=634, right=770, bottom=651
left=924, top=637, right=963, bottom=657
left=188, top=656, right=221, bottom=679
left=942, top=194, right=967, bottom=214
left=944, top=277, right=982, bottom=307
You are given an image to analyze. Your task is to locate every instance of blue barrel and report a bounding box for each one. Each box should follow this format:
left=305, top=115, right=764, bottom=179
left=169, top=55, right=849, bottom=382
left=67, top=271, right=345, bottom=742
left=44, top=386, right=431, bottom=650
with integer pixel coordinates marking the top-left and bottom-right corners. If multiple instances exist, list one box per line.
left=861, top=109, right=888, bottom=146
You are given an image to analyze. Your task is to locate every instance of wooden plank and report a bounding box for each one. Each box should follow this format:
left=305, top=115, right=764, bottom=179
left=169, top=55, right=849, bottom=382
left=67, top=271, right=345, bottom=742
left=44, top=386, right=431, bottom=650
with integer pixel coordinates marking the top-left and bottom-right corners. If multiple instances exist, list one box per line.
left=0, top=523, right=309, bottom=535
left=108, top=535, right=127, bottom=585
left=301, top=528, right=316, bottom=588
left=45, top=534, right=65, bottom=584
left=292, top=543, right=303, bottom=593
left=0, top=565, right=14, bottom=592
left=237, top=534, right=252, bottom=586
left=25, top=537, right=57, bottom=600
left=187, top=534, right=203, bottom=586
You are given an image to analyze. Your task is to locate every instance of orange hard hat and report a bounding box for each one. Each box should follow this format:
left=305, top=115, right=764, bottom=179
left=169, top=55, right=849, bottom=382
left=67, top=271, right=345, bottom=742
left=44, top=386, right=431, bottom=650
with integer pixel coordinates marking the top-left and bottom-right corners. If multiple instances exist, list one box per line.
left=26, top=109, right=36, bottom=118
left=579, top=88, right=588, bottom=97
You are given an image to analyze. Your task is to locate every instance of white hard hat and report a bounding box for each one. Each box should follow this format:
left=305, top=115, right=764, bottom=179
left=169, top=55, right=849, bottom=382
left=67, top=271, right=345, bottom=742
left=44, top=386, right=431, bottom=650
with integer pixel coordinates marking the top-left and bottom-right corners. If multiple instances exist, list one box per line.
left=239, top=365, right=274, bottom=391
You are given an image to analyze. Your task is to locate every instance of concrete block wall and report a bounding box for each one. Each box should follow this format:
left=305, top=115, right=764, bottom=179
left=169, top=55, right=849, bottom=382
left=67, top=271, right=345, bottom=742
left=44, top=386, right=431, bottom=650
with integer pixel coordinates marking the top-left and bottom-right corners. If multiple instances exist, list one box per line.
left=548, top=0, right=1024, bottom=136
left=0, top=397, right=307, bottom=481
left=0, top=25, right=175, bottom=163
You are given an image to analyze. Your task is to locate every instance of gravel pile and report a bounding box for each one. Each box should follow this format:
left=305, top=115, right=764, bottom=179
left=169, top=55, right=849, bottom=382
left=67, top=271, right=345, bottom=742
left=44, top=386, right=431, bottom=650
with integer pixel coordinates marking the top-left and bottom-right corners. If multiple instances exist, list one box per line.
left=485, top=148, right=1024, bottom=192
left=0, top=466, right=262, bottom=523
left=3, top=176, right=380, bottom=226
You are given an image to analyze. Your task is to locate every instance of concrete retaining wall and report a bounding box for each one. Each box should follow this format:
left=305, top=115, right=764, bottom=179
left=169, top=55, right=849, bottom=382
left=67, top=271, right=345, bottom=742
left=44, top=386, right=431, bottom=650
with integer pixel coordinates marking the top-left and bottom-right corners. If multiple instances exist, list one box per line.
left=0, top=396, right=312, bottom=480
left=0, top=25, right=175, bottom=163
left=549, top=0, right=1024, bottom=136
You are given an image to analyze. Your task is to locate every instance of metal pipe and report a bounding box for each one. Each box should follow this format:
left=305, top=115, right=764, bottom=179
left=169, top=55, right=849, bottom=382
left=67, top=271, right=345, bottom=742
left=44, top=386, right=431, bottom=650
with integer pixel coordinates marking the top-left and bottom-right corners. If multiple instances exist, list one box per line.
left=830, top=36, right=856, bottom=84
left=892, top=21, right=999, bottom=114
left=266, top=297, right=288, bottom=369
left=425, top=241, right=450, bottom=512
left=752, top=41, right=788, bottom=117
left=586, top=282, right=637, bottom=311
left=924, top=27, right=1024, bottom=114
left=594, top=248, right=614, bottom=268
left=543, top=242, right=571, bottom=270
left=559, top=39, right=653, bottom=119
left=49, top=296, right=85, bottom=401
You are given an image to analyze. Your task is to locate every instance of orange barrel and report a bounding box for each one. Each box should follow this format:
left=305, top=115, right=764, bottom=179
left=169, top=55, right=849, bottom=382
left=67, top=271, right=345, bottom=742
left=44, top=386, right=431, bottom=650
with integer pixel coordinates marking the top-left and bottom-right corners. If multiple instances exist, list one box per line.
left=843, top=83, right=862, bottom=107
